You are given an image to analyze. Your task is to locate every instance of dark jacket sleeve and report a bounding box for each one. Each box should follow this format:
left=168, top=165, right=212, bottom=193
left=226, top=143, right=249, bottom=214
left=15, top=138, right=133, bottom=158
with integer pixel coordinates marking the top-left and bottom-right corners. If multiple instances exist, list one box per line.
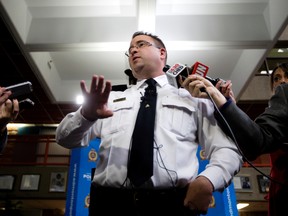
left=214, top=83, right=288, bottom=161
left=0, top=128, right=8, bottom=153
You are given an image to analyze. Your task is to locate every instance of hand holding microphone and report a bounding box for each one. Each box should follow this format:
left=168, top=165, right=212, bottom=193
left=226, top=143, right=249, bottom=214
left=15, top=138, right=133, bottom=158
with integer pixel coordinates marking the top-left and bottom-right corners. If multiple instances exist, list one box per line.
left=165, top=61, right=234, bottom=107
left=181, top=74, right=231, bottom=109
left=165, top=62, right=225, bottom=89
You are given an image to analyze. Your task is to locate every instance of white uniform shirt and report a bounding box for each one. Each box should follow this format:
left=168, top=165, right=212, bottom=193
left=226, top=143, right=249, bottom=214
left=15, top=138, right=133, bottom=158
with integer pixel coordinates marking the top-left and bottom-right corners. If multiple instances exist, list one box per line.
left=56, top=75, right=242, bottom=191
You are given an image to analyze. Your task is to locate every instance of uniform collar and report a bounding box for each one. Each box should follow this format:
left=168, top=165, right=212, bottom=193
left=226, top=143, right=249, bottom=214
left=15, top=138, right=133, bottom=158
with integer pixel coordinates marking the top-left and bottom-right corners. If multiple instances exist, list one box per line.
left=135, top=74, right=168, bottom=90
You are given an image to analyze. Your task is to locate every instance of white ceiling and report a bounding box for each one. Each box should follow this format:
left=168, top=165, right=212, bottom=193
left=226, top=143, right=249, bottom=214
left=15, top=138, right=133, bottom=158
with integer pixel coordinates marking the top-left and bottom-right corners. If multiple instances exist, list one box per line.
left=0, top=0, right=288, bottom=103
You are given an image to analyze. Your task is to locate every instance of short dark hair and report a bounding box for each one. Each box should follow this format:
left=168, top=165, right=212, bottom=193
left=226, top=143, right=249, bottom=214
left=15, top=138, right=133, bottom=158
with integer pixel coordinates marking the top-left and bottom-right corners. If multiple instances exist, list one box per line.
left=131, top=31, right=167, bottom=63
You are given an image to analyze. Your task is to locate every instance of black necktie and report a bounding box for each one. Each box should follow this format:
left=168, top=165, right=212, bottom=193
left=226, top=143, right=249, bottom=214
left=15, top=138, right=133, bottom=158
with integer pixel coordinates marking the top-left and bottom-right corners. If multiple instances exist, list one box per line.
left=127, top=78, right=157, bottom=187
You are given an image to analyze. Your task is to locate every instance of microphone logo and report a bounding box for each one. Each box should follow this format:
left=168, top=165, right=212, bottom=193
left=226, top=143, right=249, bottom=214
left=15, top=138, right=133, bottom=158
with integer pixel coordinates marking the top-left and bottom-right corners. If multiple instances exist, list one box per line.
left=191, top=62, right=209, bottom=77
left=169, top=63, right=185, bottom=76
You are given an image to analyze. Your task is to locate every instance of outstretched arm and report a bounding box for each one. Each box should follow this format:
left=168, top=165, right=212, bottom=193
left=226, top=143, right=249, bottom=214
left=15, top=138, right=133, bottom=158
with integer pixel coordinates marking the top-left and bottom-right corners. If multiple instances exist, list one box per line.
left=56, top=75, right=113, bottom=148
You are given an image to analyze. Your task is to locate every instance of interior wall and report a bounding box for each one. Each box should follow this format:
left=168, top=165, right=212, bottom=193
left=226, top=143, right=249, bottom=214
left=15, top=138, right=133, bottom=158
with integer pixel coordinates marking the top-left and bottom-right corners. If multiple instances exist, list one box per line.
left=0, top=166, right=68, bottom=200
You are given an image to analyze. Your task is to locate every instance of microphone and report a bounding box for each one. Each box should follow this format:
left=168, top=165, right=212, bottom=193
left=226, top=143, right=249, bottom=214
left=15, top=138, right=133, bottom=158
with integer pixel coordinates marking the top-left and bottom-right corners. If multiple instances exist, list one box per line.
left=165, top=62, right=225, bottom=88
left=191, top=62, right=225, bottom=86
left=165, top=63, right=190, bottom=88
left=19, top=98, right=35, bottom=110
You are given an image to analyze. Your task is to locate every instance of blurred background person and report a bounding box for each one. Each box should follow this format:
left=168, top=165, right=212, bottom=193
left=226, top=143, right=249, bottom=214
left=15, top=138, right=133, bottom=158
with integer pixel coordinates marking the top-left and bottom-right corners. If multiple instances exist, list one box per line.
left=263, top=63, right=288, bottom=216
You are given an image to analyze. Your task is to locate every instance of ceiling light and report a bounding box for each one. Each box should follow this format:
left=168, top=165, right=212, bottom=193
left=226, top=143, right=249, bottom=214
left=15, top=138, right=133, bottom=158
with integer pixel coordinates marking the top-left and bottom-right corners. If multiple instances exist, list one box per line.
left=260, top=70, right=272, bottom=75
left=237, top=203, right=249, bottom=210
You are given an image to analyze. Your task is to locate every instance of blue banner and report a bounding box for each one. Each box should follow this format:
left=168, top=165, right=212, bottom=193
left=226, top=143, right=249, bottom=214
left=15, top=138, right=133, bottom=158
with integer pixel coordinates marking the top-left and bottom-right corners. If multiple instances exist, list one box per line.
left=66, top=141, right=238, bottom=216
left=65, top=138, right=100, bottom=216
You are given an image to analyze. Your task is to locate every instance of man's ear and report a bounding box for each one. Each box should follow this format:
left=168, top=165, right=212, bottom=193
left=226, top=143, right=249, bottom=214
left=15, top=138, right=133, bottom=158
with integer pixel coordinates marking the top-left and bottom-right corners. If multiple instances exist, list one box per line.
left=159, top=48, right=167, bottom=61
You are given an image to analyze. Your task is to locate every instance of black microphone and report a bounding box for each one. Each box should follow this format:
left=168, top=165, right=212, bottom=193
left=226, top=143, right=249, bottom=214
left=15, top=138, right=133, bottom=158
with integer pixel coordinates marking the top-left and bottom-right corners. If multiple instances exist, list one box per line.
left=205, top=76, right=225, bottom=86
left=19, top=98, right=34, bottom=110
left=163, top=65, right=171, bottom=72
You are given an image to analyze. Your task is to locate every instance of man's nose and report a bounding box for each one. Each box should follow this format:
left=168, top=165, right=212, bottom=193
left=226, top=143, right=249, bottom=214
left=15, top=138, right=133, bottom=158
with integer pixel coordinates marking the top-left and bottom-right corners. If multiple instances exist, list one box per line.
left=129, top=48, right=138, bottom=57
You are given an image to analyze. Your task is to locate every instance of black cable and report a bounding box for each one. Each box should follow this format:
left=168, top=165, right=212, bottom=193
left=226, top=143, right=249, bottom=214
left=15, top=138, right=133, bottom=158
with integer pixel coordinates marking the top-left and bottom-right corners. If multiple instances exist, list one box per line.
left=154, top=141, right=178, bottom=188
left=204, top=89, right=286, bottom=187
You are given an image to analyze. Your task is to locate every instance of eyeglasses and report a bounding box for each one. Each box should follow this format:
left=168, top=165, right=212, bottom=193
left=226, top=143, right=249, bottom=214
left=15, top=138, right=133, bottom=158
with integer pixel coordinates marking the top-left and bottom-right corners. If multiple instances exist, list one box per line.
left=125, top=40, right=160, bottom=57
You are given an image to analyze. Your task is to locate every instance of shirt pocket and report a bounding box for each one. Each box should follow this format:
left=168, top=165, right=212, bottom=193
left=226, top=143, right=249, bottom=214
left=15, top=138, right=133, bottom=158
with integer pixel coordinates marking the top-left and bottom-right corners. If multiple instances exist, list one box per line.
left=160, top=96, right=197, bottom=137
left=101, top=99, right=135, bottom=136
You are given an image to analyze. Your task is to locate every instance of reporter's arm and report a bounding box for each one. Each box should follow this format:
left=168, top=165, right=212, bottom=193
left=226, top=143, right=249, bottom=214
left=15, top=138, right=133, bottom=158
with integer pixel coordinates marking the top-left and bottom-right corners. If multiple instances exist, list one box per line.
left=215, top=101, right=277, bottom=160
left=215, top=84, right=288, bottom=160
left=254, top=84, right=288, bottom=147
left=182, top=75, right=285, bottom=160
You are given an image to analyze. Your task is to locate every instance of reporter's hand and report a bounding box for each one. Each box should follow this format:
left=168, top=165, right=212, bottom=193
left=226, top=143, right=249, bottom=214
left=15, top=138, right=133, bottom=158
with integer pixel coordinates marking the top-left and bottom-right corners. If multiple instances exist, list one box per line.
left=0, top=87, right=11, bottom=105
left=180, top=75, right=227, bottom=108
left=216, top=80, right=236, bottom=103
left=0, top=98, right=19, bottom=132
left=80, top=75, right=113, bottom=121
left=184, top=176, right=214, bottom=215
